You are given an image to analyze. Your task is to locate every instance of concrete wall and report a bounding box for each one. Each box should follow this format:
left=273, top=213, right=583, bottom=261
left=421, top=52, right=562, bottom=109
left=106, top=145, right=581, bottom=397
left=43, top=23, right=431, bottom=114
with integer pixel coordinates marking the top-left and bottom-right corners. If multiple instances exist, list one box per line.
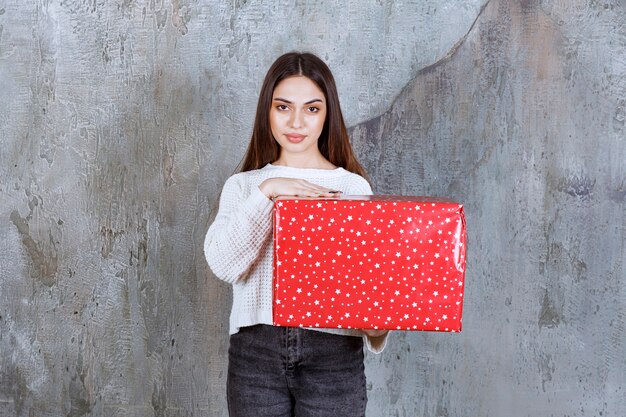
left=1, top=0, right=624, bottom=416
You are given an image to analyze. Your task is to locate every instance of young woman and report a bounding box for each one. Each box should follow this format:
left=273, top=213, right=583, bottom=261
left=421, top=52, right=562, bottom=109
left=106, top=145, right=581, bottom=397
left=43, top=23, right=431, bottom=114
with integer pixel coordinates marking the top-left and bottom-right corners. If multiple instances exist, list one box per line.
left=204, top=52, right=389, bottom=417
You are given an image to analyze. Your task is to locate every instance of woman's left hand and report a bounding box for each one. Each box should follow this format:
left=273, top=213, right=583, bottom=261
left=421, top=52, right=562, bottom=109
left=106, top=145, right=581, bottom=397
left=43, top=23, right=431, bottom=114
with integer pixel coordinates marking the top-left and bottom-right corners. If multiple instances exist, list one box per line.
left=360, top=329, right=389, bottom=338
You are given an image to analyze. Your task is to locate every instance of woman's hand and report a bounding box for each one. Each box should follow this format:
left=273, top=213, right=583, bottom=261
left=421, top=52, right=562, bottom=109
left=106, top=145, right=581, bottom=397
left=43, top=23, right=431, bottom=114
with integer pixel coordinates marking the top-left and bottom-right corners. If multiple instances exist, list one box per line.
left=259, top=177, right=341, bottom=199
left=360, top=329, right=389, bottom=338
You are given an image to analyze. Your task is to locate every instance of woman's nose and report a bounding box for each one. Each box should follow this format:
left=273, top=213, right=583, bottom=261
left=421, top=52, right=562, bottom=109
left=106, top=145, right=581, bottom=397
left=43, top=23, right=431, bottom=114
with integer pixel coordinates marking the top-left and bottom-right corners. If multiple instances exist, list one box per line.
left=290, top=109, right=303, bottom=129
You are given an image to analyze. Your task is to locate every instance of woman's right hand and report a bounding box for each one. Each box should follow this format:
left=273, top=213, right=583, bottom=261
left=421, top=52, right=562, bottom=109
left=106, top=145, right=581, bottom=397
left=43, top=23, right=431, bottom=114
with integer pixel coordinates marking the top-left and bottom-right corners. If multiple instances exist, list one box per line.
left=259, top=177, right=341, bottom=199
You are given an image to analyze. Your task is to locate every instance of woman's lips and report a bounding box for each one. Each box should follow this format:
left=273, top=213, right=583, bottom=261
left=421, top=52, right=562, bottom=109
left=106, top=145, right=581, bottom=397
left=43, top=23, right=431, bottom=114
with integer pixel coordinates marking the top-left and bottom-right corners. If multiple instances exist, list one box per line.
left=285, top=134, right=305, bottom=143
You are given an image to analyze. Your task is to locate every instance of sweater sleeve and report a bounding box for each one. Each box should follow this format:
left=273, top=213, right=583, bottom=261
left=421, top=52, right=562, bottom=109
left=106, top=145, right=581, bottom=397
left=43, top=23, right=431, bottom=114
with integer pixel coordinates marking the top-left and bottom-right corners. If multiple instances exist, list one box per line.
left=204, top=175, right=274, bottom=284
left=347, top=174, right=374, bottom=195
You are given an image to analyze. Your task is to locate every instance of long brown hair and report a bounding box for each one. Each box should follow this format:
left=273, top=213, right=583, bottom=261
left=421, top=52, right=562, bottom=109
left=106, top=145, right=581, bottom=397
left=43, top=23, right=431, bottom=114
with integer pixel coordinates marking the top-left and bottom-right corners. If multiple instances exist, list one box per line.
left=239, top=52, right=368, bottom=178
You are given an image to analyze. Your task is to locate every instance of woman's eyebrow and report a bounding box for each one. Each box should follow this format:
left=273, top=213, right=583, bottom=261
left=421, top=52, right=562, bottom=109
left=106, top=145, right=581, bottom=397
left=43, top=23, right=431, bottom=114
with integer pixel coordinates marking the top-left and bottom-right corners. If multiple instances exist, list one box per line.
left=273, top=97, right=324, bottom=105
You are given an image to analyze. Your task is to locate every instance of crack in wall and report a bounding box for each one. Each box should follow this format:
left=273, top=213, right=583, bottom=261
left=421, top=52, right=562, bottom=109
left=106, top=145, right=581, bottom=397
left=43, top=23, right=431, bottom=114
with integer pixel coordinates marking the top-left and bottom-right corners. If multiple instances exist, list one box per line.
left=352, top=0, right=494, bottom=128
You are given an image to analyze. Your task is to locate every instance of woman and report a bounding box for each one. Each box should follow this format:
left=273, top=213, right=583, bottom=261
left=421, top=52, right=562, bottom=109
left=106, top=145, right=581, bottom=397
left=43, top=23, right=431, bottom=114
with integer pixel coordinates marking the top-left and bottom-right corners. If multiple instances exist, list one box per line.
left=204, top=52, right=389, bottom=417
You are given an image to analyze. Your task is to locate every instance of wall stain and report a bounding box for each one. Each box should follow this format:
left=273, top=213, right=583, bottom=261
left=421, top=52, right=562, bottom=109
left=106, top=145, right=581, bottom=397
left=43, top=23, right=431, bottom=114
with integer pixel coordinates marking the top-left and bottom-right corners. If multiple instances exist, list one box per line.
left=151, top=378, right=167, bottom=417
left=100, top=226, right=125, bottom=258
left=557, top=174, right=596, bottom=200
left=435, top=383, right=450, bottom=416
left=538, top=289, right=562, bottom=329
left=537, top=351, right=555, bottom=393
left=614, top=99, right=625, bottom=127
left=67, top=349, right=92, bottom=417
left=129, top=218, right=149, bottom=267
left=9, top=364, right=29, bottom=416
left=171, top=0, right=191, bottom=35
left=572, top=257, right=588, bottom=283
left=163, top=144, right=176, bottom=188
left=155, top=6, right=168, bottom=30
left=519, top=0, right=539, bottom=13
left=10, top=210, right=58, bottom=287
left=118, top=0, right=134, bottom=14
left=543, top=241, right=588, bottom=283
left=608, top=179, right=626, bottom=203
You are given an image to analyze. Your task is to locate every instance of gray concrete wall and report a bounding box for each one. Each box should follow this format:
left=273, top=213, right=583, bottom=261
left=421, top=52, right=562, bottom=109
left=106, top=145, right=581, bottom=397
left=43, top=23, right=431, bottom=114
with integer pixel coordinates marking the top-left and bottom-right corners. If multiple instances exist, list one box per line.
left=0, top=0, right=624, bottom=416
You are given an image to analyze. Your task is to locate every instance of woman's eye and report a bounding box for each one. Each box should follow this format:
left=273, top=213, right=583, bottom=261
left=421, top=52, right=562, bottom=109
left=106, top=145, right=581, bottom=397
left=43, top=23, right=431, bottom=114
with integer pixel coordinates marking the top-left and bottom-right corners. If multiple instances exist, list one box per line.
left=308, top=107, right=319, bottom=113
left=277, top=104, right=289, bottom=111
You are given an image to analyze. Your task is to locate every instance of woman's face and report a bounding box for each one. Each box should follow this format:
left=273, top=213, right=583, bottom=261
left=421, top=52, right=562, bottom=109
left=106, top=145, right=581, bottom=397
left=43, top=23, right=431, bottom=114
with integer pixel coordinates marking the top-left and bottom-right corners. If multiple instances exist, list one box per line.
left=269, top=76, right=327, bottom=157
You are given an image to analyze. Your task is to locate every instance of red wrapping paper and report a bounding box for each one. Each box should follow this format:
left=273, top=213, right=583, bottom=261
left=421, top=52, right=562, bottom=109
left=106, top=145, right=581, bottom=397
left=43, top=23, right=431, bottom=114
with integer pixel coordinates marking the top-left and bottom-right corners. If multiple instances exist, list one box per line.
left=272, top=196, right=466, bottom=332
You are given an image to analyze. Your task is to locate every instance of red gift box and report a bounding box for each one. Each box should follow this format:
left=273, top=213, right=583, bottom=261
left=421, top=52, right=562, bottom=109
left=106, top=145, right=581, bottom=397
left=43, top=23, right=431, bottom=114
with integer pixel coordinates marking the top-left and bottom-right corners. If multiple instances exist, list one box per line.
left=272, top=196, right=466, bottom=332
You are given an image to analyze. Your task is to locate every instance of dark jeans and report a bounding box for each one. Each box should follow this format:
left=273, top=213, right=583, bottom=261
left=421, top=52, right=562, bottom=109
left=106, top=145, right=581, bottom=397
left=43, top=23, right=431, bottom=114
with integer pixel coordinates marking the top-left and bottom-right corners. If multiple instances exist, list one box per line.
left=227, top=324, right=367, bottom=417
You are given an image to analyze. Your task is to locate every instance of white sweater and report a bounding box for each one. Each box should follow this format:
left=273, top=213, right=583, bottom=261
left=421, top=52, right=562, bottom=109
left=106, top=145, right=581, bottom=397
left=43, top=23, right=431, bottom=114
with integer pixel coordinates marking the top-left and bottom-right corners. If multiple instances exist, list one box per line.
left=204, top=163, right=389, bottom=353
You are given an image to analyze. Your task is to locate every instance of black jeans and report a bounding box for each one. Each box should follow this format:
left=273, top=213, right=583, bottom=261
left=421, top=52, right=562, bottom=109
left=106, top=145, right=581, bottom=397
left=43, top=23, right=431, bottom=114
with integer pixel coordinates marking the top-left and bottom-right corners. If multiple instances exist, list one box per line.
left=227, top=324, right=367, bottom=417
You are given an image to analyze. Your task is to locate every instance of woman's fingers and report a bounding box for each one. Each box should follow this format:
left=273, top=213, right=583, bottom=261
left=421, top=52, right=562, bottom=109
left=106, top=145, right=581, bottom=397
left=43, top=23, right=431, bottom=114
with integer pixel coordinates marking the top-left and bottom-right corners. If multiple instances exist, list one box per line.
left=299, top=188, right=341, bottom=197
left=291, top=179, right=339, bottom=196
left=259, top=177, right=342, bottom=198
left=305, top=182, right=341, bottom=195
left=361, top=329, right=388, bottom=338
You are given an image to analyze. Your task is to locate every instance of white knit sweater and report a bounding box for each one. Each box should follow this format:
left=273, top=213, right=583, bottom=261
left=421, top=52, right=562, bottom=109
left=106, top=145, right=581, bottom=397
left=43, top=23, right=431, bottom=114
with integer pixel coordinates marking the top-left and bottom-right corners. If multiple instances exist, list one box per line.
left=204, top=163, right=389, bottom=353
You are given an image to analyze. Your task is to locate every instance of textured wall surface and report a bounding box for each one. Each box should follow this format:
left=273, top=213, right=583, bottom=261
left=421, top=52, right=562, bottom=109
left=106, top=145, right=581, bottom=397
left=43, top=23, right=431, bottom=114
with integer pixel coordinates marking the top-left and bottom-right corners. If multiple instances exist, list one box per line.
left=0, top=0, right=624, bottom=416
